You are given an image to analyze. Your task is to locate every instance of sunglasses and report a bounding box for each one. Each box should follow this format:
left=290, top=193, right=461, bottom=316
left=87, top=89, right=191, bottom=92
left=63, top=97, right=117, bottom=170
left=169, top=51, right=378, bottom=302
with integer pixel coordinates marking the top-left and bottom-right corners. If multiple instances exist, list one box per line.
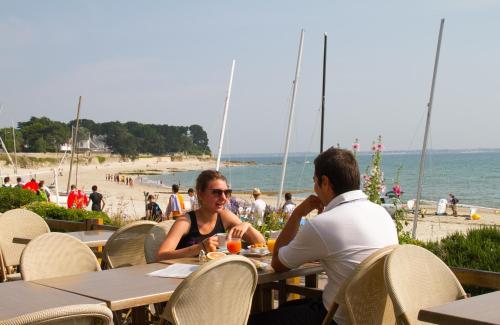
left=209, top=188, right=232, bottom=197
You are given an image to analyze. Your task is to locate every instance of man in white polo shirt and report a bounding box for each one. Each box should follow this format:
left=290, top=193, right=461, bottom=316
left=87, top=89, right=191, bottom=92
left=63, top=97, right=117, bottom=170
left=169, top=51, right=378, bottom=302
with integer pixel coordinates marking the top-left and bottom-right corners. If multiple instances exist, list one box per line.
left=249, top=148, right=398, bottom=325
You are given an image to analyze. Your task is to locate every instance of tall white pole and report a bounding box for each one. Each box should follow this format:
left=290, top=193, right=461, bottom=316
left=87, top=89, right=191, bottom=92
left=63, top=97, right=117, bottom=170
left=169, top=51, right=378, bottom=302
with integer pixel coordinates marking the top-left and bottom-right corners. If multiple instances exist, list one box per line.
left=412, top=19, right=445, bottom=238
left=12, top=122, right=18, bottom=175
left=216, top=60, right=236, bottom=171
left=0, top=136, right=15, bottom=168
left=277, top=29, right=305, bottom=208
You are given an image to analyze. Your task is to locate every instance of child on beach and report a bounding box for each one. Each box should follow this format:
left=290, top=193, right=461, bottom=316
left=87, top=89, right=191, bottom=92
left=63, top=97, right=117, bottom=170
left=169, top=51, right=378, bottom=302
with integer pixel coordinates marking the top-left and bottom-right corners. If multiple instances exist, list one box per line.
left=165, top=184, right=185, bottom=220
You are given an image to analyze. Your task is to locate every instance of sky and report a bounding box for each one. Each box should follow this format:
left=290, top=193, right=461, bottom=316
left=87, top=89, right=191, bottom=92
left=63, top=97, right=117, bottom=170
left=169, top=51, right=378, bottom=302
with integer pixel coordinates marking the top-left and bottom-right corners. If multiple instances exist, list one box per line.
left=1, top=1, right=499, bottom=155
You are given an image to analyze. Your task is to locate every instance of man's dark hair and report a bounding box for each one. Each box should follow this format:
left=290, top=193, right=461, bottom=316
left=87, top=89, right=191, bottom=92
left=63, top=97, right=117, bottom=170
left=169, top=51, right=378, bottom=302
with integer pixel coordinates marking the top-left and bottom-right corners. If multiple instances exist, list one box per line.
left=188, top=188, right=194, bottom=194
left=172, top=184, right=179, bottom=193
left=92, top=185, right=98, bottom=191
left=314, top=147, right=360, bottom=195
left=71, top=184, right=76, bottom=190
left=4, top=177, right=9, bottom=183
left=16, top=177, right=22, bottom=182
left=285, top=192, right=292, bottom=201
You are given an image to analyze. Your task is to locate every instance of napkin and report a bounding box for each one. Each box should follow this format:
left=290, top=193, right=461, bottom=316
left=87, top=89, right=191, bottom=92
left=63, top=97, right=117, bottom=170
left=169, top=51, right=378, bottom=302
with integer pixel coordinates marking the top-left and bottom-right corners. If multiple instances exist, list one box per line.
left=147, top=264, right=199, bottom=278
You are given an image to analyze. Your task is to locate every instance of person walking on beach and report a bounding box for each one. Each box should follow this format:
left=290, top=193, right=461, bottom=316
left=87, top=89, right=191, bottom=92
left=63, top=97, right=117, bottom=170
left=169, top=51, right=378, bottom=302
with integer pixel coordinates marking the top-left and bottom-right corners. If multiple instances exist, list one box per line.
left=89, top=185, right=105, bottom=212
left=187, top=188, right=199, bottom=211
left=250, top=188, right=266, bottom=226
left=2, top=176, right=12, bottom=187
left=38, top=180, right=50, bottom=202
left=449, top=193, right=459, bottom=217
left=15, top=177, right=24, bottom=188
left=249, top=148, right=398, bottom=325
left=281, top=192, right=296, bottom=221
left=225, top=189, right=240, bottom=215
left=166, top=184, right=185, bottom=220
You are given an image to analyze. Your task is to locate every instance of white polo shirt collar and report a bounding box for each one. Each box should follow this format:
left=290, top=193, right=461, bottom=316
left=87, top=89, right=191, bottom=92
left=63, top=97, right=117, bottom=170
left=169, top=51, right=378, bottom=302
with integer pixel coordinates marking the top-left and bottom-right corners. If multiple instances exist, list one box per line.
left=323, top=189, right=368, bottom=212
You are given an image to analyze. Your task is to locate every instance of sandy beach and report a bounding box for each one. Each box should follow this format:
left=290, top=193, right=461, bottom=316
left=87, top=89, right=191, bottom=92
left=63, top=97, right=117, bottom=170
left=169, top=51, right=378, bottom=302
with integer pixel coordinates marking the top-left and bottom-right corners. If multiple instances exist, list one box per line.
left=2, top=155, right=499, bottom=242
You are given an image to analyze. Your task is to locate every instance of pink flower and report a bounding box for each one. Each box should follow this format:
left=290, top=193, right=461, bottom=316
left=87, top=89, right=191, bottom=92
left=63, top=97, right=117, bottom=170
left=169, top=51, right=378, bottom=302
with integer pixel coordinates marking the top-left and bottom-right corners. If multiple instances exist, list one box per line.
left=352, top=143, right=360, bottom=151
left=392, top=184, right=402, bottom=197
left=377, top=143, right=384, bottom=152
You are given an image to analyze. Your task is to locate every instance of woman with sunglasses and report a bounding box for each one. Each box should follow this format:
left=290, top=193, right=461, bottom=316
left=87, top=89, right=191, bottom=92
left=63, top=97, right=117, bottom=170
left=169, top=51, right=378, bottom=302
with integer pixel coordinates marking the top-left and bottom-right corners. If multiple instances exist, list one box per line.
left=156, top=170, right=265, bottom=260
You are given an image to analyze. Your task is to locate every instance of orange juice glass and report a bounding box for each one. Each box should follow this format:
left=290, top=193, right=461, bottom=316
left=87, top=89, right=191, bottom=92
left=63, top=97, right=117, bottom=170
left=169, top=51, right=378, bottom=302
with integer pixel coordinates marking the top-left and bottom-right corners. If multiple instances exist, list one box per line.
left=227, top=238, right=241, bottom=254
left=267, top=239, right=276, bottom=254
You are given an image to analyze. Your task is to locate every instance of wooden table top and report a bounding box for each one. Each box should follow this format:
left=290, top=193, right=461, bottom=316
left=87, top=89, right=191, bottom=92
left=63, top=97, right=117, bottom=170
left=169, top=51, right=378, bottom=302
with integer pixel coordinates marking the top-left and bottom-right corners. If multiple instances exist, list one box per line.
left=32, top=263, right=183, bottom=311
left=0, top=281, right=104, bottom=321
left=65, top=230, right=115, bottom=247
left=418, top=291, right=500, bottom=325
left=160, top=256, right=324, bottom=284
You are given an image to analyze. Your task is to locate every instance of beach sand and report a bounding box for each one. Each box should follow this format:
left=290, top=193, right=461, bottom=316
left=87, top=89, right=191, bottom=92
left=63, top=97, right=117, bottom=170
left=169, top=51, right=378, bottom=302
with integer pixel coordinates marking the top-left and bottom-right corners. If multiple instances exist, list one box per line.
left=3, top=156, right=499, bottom=242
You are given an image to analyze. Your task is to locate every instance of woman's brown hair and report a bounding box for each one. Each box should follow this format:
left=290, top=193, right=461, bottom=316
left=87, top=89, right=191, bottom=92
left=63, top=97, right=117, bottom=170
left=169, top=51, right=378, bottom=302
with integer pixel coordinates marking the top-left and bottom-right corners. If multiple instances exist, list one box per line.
left=195, top=170, right=228, bottom=193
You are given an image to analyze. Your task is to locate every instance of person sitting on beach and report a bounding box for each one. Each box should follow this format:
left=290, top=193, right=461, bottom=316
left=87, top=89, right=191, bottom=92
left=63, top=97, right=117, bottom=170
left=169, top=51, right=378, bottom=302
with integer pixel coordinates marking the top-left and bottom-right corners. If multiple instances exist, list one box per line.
left=250, top=188, right=267, bottom=226
left=165, top=184, right=185, bottom=220
left=156, top=170, right=265, bottom=261
left=146, top=194, right=163, bottom=221
left=249, top=148, right=398, bottom=325
left=281, top=192, right=296, bottom=220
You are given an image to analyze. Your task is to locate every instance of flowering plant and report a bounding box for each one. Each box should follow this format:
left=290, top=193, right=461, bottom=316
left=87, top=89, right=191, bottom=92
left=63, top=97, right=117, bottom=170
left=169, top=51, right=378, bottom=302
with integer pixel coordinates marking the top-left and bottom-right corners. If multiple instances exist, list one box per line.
left=352, top=138, right=360, bottom=157
left=363, top=135, right=385, bottom=204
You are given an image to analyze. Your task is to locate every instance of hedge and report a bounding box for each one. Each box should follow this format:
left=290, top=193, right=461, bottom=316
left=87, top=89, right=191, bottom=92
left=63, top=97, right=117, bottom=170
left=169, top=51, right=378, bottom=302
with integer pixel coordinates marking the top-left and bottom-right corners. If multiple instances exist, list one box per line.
left=25, top=201, right=111, bottom=224
left=0, top=187, right=42, bottom=212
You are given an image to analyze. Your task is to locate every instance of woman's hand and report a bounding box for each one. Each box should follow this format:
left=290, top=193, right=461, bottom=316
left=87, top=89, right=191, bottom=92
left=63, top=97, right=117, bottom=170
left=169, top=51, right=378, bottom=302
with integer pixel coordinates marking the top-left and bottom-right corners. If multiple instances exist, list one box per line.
left=201, top=236, right=219, bottom=252
left=227, top=222, right=250, bottom=240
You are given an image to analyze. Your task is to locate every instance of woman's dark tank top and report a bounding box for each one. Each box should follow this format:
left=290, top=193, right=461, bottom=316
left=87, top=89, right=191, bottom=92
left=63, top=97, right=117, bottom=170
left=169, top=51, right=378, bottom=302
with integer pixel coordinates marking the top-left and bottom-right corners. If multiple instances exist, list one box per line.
left=176, top=210, right=226, bottom=249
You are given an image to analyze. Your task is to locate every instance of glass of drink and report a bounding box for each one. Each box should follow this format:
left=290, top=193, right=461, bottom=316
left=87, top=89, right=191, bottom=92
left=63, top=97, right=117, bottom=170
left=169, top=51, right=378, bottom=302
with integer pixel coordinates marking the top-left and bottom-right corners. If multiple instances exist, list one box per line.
left=267, top=230, right=280, bottom=254
left=227, top=237, right=241, bottom=254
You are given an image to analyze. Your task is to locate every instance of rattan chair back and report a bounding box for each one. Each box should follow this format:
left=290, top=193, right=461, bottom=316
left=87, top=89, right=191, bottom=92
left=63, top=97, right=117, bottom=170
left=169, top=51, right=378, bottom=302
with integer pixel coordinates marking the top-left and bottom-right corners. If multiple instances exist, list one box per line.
left=384, top=244, right=467, bottom=324
left=103, top=220, right=157, bottom=269
left=0, top=303, right=113, bottom=325
left=144, top=220, right=175, bottom=263
left=21, top=232, right=101, bottom=281
left=321, top=245, right=398, bottom=325
left=0, top=209, right=50, bottom=279
left=162, top=255, right=258, bottom=325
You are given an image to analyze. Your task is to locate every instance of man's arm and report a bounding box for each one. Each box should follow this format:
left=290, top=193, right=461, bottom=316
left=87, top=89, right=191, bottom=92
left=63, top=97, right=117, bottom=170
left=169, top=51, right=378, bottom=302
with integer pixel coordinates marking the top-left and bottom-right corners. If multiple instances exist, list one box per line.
left=271, top=195, right=323, bottom=272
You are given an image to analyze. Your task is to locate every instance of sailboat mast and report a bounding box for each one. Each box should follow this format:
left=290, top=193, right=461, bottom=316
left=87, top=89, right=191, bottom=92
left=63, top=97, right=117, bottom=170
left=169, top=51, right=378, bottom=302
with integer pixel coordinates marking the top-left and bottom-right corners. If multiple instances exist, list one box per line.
left=320, top=32, right=327, bottom=153
left=277, top=29, right=305, bottom=208
left=412, top=19, right=445, bottom=238
left=216, top=60, right=236, bottom=171
left=12, top=122, right=18, bottom=174
left=66, top=96, right=82, bottom=194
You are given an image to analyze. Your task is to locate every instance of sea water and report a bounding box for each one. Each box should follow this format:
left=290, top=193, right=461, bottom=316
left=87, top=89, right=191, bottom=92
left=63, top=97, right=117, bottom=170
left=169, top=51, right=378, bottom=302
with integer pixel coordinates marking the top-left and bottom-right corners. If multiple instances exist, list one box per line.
left=147, top=150, right=500, bottom=209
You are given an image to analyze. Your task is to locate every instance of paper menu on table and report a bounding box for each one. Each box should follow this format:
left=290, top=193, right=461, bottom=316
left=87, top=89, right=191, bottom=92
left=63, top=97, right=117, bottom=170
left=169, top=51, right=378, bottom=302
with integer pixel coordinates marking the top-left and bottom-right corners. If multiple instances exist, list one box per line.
left=147, top=264, right=199, bottom=278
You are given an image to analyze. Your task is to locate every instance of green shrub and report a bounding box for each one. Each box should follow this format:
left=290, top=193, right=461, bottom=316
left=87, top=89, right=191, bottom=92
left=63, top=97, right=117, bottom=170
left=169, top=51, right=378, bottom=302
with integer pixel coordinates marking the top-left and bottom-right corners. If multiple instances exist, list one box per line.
left=0, top=187, right=42, bottom=212
left=96, top=156, right=106, bottom=164
left=424, top=227, right=500, bottom=272
left=24, top=201, right=111, bottom=224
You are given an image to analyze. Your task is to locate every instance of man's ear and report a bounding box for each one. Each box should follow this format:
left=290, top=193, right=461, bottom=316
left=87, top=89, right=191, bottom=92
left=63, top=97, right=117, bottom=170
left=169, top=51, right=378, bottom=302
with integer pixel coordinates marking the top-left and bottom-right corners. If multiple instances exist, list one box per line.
left=322, top=175, right=336, bottom=196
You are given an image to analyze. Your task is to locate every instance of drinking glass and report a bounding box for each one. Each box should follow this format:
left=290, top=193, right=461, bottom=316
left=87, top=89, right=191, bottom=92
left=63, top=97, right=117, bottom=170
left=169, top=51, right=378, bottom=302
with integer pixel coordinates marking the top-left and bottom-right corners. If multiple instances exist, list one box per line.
left=227, top=238, right=241, bottom=254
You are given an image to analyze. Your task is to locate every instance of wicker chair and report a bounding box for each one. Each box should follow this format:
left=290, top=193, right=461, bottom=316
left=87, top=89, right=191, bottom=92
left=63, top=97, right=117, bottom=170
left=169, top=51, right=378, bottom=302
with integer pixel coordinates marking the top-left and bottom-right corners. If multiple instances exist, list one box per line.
left=0, top=209, right=50, bottom=282
left=0, top=304, right=113, bottom=325
left=103, top=221, right=157, bottom=269
left=322, top=245, right=398, bottom=325
left=384, top=244, right=467, bottom=324
left=144, top=220, right=176, bottom=263
left=21, top=232, right=101, bottom=281
left=161, top=255, right=258, bottom=325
